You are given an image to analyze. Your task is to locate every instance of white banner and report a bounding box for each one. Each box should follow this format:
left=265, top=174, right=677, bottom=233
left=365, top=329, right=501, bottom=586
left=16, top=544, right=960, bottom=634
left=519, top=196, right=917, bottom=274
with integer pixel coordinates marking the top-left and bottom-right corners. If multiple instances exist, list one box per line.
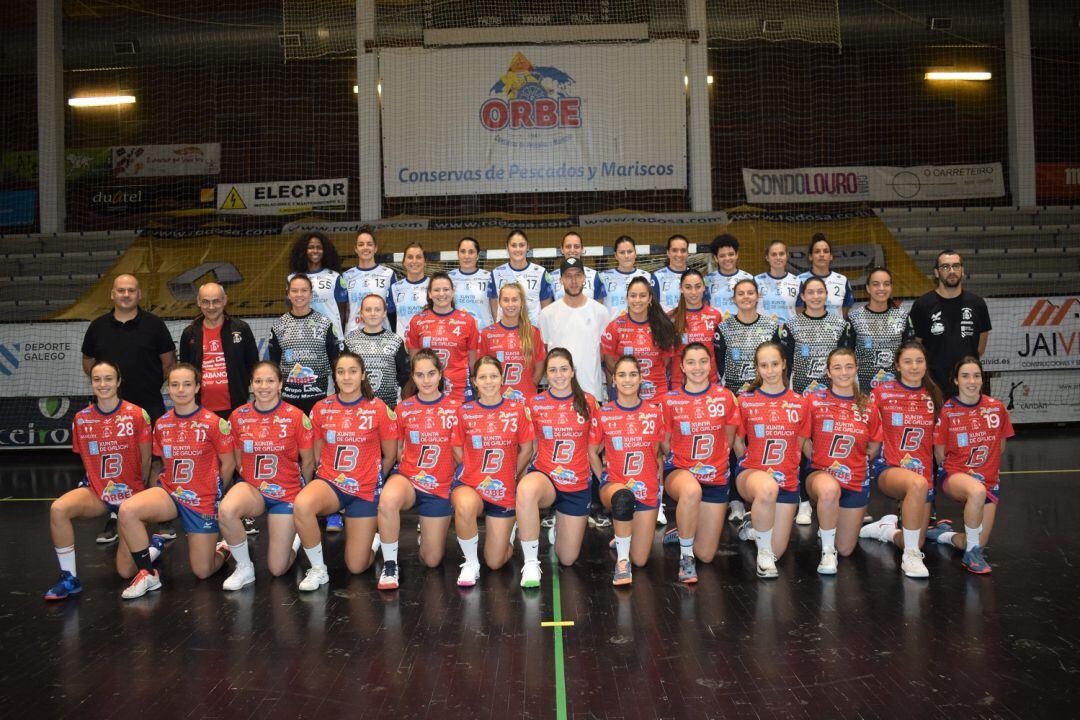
left=216, top=178, right=348, bottom=215
left=742, top=163, right=1005, bottom=203
left=112, top=143, right=221, bottom=177
left=982, top=296, right=1080, bottom=371
left=380, top=43, right=687, bottom=196
left=990, top=370, right=1080, bottom=424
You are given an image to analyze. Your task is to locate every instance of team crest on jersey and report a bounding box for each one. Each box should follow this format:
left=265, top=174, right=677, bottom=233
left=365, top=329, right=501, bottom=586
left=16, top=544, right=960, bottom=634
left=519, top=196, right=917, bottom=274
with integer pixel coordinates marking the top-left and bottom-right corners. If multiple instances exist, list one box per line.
left=477, top=476, right=506, bottom=501
left=957, top=432, right=969, bottom=447
left=822, top=419, right=834, bottom=433
left=542, top=426, right=554, bottom=439
left=218, top=418, right=230, bottom=434
left=259, top=482, right=286, bottom=499
left=612, top=436, right=624, bottom=451
left=101, top=481, right=132, bottom=504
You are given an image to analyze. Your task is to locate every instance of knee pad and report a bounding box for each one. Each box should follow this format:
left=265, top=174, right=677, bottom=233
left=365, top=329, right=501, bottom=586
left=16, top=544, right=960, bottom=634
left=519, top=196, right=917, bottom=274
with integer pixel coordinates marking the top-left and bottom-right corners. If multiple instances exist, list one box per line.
left=611, top=488, right=636, bottom=522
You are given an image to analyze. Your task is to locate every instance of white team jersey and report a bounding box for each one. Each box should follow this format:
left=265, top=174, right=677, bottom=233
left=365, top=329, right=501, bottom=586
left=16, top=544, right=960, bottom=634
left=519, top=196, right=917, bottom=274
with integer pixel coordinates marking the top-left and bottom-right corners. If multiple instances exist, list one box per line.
left=490, top=262, right=554, bottom=323
left=288, top=268, right=343, bottom=339
left=341, top=264, right=396, bottom=335
left=388, top=276, right=430, bottom=338
left=704, top=269, right=753, bottom=320
left=755, top=271, right=801, bottom=324
left=550, top=265, right=605, bottom=303
left=650, top=266, right=690, bottom=313
left=448, top=267, right=495, bottom=331
left=598, top=267, right=653, bottom=316
left=796, top=270, right=854, bottom=314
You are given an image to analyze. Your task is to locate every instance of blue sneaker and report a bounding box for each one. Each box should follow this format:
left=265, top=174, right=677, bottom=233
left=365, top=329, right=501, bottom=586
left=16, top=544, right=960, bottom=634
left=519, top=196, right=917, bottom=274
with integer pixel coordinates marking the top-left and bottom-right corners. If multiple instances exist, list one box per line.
left=925, top=519, right=953, bottom=544
left=44, top=571, right=82, bottom=601
left=962, top=546, right=992, bottom=575
left=662, top=527, right=680, bottom=546
left=326, top=513, right=344, bottom=533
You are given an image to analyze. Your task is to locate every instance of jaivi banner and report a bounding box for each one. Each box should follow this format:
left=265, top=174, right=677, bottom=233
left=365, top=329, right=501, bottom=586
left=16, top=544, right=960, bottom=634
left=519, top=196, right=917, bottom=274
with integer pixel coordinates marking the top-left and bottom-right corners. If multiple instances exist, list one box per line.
left=380, top=43, right=687, bottom=196
left=742, top=164, right=1005, bottom=203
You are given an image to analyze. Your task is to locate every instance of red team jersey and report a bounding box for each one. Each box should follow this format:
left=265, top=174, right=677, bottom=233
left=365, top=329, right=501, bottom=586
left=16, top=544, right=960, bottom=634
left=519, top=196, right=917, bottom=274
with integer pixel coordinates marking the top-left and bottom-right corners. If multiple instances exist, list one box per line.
left=593, top=400, right=667, bottom=505
left=154, top=407, right=234, bottom=512
left=394, top=394, right=461, bottom=498
left=229, top=401, right=314, bottom=503
left=452, top=398, right=534, bottom=509
left=801, top=390, right=883, bottom=492
left=736, top=388, right=809, bottom=492
left=669, top=305, right=725, bottom=388
left=871, top=381, right=937, bottom=484
left=934, top=395, right=1014, bottom=493
left=71, top=400, right=153, bottom=506
left=600, top=315, right=673, bottom=400
left=527, top=391, right=602, bottom=493
left=659, top=384, right=741, bottom=485
left=405, top=309, right=479, bottom=401
left=477, top=322, right=546, bottom=400
left=310, top=395, right=398, bottom=501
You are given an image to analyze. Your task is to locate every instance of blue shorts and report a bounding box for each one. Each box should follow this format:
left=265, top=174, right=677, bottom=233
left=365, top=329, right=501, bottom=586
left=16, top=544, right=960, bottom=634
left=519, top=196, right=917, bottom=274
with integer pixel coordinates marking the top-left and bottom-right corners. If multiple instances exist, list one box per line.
left=449, top=476, right=516, bottom=518
left=839, top=486, right=871, bottom=509
left=701, top=483, right=730, bottom=504
left=413, top=490, right=453, bottom=518
left=777, top=488, right=801, bottom=504
left=172, top=497, right=219, bottom=534
left=77, top=477, right=124, bottom=514
left=553, top=487, right=592, bottom=517
left=319, top=478, right=378, bottom=518
left=262, top=495, right=294, bottom=515
left=869, top=456, right=936, bottom=503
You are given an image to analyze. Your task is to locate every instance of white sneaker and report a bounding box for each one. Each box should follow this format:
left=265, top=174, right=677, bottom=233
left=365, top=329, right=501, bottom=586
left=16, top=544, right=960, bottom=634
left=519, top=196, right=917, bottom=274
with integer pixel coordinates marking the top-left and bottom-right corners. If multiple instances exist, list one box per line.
left=795, top=501, right=812, bottom=526
left=817, top=547, right=838, bottom=575
left=509, top=523, right=518, bottom=548
left=298, top=565, right=329, bottom=592
left=371, top=533, right=382, bottom=553
left=859, top=514, right=898, bottom=543
left=121, top=569, right=162, bottom=599
left=737, top=518, right=757, bottom=542
left=756, top=550, right=778, bottom=578
left=728, top=500, right=746, bottom=522
left=222, top=562, right=255, bottom=591
left=901, top=548, right=930, bottom=578
left=520, top=560, right=542, bottom=588
left=656, top=502, right=668, bottom=526
left=457, top=561, right=481, bottom=588
left=547, top=524, right=556, bottom=546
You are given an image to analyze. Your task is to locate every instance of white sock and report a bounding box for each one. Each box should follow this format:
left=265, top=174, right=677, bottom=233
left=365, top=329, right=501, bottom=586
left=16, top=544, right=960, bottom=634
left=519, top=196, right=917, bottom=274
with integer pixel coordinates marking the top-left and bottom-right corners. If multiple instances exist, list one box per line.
left=521, top=538, right=539, bottom=564
left=755, top=528, right=773, bottom=555
left=228, top=540, right=252, bottom=567
left=148, top=543, right=162, bottom=563
left=819, top=527, right=837, bottom=552
left=304, top=542, right=325, bottom=569
left=614, top=535, right=631, bottom=562
left=679, top=536, right=694, bottom=558
left=55, top=545, right=76, bottom=576
left=902, top=527, right=920, bottom=551
left=382, top=540, right=399, bottom=564
left=292, top=534, right=302, bottom=553
left=458, top=534, right=479, bottom=565
left=937, top=531, right=957, bottom=547
left=965, top=525, right=981, bottom=551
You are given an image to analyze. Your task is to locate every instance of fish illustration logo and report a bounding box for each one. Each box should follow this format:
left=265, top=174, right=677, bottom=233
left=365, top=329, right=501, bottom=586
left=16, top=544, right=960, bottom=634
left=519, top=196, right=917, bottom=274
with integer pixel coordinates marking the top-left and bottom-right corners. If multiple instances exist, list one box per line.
left=480, top=52, right=581, bottom=133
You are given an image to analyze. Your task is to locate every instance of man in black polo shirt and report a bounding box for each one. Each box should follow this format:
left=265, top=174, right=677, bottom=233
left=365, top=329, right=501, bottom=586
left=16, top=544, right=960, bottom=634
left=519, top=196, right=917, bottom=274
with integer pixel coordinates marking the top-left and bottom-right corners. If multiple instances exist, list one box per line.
left=81, top=274, right=177, bottom=541
left=909, top=250, right=992, bottom=398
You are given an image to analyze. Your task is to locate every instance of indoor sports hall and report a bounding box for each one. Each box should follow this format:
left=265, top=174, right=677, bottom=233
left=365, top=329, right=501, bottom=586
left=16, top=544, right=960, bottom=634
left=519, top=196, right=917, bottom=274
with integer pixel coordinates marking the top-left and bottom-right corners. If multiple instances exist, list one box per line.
left=1, top=1, right=1078, bottom=718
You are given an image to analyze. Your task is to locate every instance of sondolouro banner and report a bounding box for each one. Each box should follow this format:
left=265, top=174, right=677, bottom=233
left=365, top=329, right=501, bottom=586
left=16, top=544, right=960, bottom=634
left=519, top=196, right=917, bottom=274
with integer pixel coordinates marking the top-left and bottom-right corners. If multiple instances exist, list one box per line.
left=742, top=164, right=1005, bottom=203
left=380, top=42, right=687, bottom=196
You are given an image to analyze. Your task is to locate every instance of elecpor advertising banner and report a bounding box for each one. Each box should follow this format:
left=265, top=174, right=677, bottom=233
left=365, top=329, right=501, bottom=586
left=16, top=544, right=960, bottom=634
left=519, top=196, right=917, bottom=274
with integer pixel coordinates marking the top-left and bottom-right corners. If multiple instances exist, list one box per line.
left=742, top=164, right=1005, bottom=203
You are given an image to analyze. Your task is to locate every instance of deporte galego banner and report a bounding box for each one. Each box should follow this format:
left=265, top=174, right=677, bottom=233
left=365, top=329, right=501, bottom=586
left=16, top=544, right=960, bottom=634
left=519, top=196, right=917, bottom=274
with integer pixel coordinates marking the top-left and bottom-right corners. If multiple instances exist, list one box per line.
left=742, top=163, right=1005, bottom=203
left=380, top=42, right=687, bottom=196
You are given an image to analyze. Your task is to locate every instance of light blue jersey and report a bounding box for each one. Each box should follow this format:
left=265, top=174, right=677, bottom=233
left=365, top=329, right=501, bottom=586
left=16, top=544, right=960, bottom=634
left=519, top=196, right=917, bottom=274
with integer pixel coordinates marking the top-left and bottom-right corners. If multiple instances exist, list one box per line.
left=551, top=265, right=606, bottom=303
left=598, top=267, right=653, bottom=316
left=651, top=266, right=704, bottom=313
left=340, top=264, right=396, bottom=335
left=489, top=262, right=553, bottom=323
left=388, top=276, right=430, bottom=338
left=448, top=267, right=495, bottom=331
left=704, top=269, right=753, bottom=320
left=755, top=271, right=801, bottom=325
left=795, top=270, right=854, bottom=314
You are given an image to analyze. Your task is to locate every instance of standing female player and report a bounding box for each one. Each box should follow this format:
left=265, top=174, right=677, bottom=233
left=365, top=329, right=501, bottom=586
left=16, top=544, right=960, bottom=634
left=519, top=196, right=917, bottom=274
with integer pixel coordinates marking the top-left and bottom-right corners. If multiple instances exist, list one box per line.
left=669, top=269, right=724, bottom=389
left=340, top=227, right=397, bottom=335
left=796, top=233, right=855, bottom=317
left=731, top=343, right=808, bottom=578
left=117, top=364, right=235, bottom=599
left=387, top=242, right=430, bottom=338
left=344, top=293, right=410, bottom=409
left=478, top=283, right=545, bottom=401
left=601, top=276, right=677, bottom=401
left=713, top=279, right=782, bottom=395
left=448, top=236, right=495, bottom=332
left=287, top=231, right=344, bottom=339
left=928, top=357, right=1014, bottom=574
left=858, top=341, right=942, bottom=578
left=598, top=235, right=653, bottom=317
left=405, top=272, right=479, bottom=402
left=590, top=356, right=667, bottom=586
left=847, top=267, right=914, bottom=391
left=269, top=274, right=341, bottom=415
left=293, top=353, right=398, bottom=591
left=489, top=229, right=554, bottom=323
left=651, top=234, right=693, bottom=313
left=450, top=356, right=534, bottom=587
left=755, top=240, right=801, bottom=325
left=658, top=344, right=740, bottom=584
left=375, top=350, right=461, bottom=590
left=218, top=361, right=315, bottom=591
left=800, top=348, right=883, bottom=574
left=516, top=349, right=602, bottom=586
left=44, top=361, right=156, bottom=600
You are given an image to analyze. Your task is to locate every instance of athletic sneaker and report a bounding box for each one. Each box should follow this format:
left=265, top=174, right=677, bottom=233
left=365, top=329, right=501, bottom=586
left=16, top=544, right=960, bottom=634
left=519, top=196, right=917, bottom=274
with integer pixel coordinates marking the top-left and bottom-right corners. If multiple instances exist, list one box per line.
left=540, top=513, right=556, bottom=529
left=589, top=509, right=612, bottom=529
left=43, top=571, right=82, bottom=601
left=371, top=533, right=381, bottom=553
left=756, top=550, right=778, bottom=579
left=678, top=555, right=698, bottom=584
left=901, top=549, right=930, bottom=578
left=547, top=525, right=556, bottom=546
left=215, top=540, right=231, bottom=563
left=378, top=561, right=399, bottom=590
left=222, top=563, right=255, bottom=591
left=728, top=500, right=746, bottom=523
left=457, top=561, right=481, bottom=588
left=156, top=522, right=177, bottom=541
left=326, top=513, right=344, bottom=533
left=962, top=546, right=991, bottom=575
left=661, top=527, right=680, bottom=546
left=509, top=523, right=518, bottom=547
left=97, top=514, right=118, bottom=544
left=860, top=514, right=898, bottom=543
left=298, top=565, right=329, bottom=591
left=795, top=501, right=812, bottom=526
left=520, top=560, right=542, bottom=588
left=656, top=502, right=668, bottom=526
left=925, top=519, right=953, bottom=544
left=737, top=519, right=756, bottom=542
left=122, top=569, right=162, bottom=599
left=817, top=547, right=838, bottom=575
left=243, top=517, right=259, bottom=535
left=612, top=558, right=633, bottom=586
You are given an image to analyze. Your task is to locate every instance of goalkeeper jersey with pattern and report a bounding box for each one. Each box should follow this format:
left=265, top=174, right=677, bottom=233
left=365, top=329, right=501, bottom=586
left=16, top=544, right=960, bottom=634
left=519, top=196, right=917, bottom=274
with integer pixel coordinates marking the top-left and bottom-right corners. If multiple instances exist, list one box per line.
left=777, top=312, right=854, bottom=395
left=712, top=314, right=782, bottom=394
left=847, top=304, right=915, bottom=391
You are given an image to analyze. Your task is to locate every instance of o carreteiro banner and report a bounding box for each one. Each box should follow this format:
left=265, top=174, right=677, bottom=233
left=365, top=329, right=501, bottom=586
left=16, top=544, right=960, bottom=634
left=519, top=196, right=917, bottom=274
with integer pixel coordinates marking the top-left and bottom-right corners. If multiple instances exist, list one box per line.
left=742, top=163, right=1005, bottom=203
